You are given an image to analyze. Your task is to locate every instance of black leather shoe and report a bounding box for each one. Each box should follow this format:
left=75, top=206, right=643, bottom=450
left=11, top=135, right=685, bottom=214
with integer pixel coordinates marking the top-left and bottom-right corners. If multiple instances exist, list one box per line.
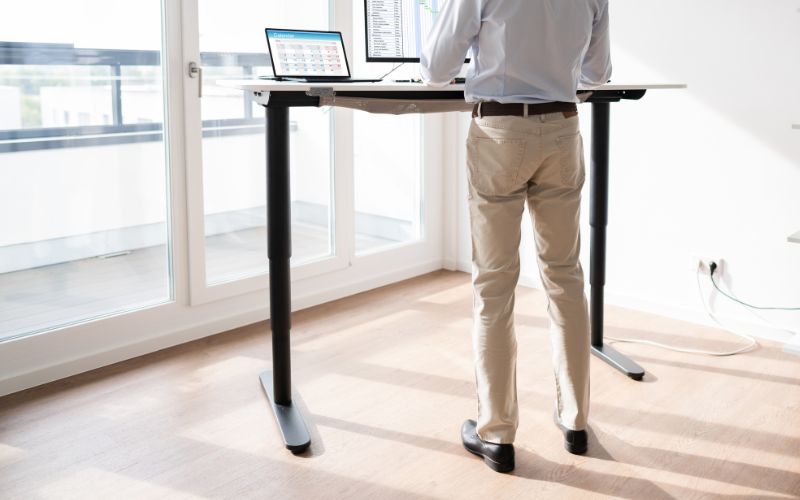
left=553, top=411, right=588, bottom=455
left=461, top=419, right=515, bottom=473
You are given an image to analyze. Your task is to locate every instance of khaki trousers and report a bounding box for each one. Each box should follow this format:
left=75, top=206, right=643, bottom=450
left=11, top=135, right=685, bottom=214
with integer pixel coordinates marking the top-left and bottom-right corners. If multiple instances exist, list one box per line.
left=467, top=110, right=590, bottom=444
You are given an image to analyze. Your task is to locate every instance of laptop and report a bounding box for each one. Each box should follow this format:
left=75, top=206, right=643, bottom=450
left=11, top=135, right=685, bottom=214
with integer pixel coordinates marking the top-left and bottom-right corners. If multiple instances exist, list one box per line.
left=264, top=28, right=382, bottom=83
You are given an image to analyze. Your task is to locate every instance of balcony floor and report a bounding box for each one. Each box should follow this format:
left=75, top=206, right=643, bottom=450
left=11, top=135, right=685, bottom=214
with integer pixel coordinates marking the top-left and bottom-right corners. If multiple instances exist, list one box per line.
left=0, top=224, right=394, bottom=341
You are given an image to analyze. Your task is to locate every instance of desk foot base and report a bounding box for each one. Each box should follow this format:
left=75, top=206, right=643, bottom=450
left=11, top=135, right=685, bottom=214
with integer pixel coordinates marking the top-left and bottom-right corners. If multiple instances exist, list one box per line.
left=591, top=344, right=645, bottom=381
left=259, top=371, right=311, bottom=454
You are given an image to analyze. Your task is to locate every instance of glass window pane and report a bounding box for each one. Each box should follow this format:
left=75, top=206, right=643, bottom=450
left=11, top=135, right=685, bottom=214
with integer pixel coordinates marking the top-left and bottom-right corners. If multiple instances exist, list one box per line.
left=351, top=2, right=424, bottom=254
left=199, top=0, right=333, bottom=285
left=121, top=66, right=163, bottom=124
left=353, top=112, right=422, bottom=253
left=0, top=1, right=171, bottom=341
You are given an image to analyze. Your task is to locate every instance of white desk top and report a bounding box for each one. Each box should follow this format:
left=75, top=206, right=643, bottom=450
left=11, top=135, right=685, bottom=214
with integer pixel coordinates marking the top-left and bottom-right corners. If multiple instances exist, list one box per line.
left=219, top=80, right=686, bottom=93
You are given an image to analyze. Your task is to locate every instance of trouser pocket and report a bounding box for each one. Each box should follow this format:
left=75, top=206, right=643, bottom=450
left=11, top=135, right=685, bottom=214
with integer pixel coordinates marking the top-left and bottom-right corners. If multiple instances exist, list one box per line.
left=556, top=131, right=585, bottom=188
left=466, top=136, right=526, bottom=196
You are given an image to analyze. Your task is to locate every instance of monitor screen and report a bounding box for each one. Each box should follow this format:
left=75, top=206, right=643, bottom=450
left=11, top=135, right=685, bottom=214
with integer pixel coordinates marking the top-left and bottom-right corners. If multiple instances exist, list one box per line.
left=364, top=0, right=469, bottom=62
left=265, top=29, right=350, bottom=78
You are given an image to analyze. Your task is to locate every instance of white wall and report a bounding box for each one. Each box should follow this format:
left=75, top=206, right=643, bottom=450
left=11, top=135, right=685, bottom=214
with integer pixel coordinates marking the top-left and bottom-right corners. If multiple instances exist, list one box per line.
left=454, top=1, right=800, bottom=345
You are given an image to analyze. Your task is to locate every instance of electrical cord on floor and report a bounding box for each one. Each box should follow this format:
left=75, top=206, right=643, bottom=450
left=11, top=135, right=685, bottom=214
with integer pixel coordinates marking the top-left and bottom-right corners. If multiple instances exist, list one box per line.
left=709, top=262, right=800, bottom=311
left=604, top=266, right=759, bottom=356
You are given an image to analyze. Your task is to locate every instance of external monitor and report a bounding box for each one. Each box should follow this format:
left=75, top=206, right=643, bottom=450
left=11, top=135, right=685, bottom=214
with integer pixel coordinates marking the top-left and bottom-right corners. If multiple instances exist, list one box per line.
left=364, top=0, right=470, bottom=63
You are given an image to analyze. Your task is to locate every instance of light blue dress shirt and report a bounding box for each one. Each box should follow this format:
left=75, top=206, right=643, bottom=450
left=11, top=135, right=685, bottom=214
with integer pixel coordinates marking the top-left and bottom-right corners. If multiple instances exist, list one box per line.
left=420, top=0, right=612, bottom=104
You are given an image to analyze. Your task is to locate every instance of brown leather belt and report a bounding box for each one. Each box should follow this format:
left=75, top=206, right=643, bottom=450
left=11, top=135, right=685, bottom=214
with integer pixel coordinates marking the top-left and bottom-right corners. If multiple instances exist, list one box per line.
left=472, top=101, right=578, bottom=118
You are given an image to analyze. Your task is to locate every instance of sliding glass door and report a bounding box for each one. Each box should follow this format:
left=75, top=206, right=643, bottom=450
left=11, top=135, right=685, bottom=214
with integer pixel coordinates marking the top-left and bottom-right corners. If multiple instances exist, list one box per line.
left=0, top=0, right=172, bottom=341
left=0, top=0, right=441, bottom=343
left=187, top=0, right=335, bottom=297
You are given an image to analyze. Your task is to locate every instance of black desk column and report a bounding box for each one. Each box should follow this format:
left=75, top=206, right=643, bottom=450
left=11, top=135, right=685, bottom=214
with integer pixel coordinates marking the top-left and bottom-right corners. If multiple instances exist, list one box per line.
left=259, top=103, right=311, bottom=453
left=588, top=100, right=646, bottom=381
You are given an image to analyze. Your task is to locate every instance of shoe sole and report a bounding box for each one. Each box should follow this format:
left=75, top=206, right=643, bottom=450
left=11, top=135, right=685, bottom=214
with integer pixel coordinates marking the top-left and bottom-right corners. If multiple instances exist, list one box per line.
left=462, top=443, right=515, bottom=473
left=564, top=441, right=588, bottom=455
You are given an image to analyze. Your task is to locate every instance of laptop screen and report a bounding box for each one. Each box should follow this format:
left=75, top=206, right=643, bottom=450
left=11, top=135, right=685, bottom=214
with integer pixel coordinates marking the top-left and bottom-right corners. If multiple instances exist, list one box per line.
left=265, top=29, right=351, bottom=78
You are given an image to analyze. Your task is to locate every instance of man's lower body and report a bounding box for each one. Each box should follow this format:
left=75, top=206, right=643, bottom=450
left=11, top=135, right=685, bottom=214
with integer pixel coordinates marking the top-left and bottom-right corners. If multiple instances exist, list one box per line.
left=462, top=102, right=590, bottom=472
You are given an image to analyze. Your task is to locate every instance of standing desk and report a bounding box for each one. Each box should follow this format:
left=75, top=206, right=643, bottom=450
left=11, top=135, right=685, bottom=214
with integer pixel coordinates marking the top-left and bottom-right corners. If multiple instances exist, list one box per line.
left=222, top=80, right=685, bottom=453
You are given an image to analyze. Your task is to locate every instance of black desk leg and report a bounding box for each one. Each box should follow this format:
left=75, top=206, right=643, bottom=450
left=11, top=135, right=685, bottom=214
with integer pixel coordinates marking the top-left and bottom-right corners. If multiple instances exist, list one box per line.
left=589, top=101, right=645, bottom=381
left=259, top=104, right=311, bottom=453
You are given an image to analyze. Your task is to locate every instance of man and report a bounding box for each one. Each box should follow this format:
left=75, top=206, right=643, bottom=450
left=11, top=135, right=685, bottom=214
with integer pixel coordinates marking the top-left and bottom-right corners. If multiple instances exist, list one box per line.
left=420, top=0, right=612, bottom=473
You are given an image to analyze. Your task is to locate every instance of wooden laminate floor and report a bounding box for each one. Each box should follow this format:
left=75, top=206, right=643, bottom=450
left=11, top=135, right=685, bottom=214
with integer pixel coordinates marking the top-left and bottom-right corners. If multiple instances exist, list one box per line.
left=1, top=271, right=798, bottom=499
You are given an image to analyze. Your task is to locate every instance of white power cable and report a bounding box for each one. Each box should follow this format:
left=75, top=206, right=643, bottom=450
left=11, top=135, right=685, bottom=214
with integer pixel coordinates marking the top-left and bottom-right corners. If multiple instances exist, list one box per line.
left=377, top=63, right=404, bottom=80
left=604, top=268, right=758, bottom=356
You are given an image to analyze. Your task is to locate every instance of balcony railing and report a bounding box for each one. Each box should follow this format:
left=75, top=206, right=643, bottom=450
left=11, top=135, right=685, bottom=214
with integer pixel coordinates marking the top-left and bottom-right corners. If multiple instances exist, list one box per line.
left=0, top=41, right=270, bottom=153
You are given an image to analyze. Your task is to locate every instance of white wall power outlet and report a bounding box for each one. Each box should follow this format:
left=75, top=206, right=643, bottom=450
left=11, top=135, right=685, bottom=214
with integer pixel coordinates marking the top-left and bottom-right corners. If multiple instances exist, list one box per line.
left=695, top=256, right=724, bottom=276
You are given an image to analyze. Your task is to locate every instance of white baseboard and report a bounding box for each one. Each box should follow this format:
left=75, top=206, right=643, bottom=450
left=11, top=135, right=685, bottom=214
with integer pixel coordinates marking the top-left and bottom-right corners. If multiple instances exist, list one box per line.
left=600, top=289, right=796, bottom=345
left=458, top=260, right=797, bottom=347
left=0, top=307, right=269, bottom=398
left=0, top=259, right=442, bottom=397
left=781, top=333, right=800, bottom=356
left=441, top=258, right=458, bottom=272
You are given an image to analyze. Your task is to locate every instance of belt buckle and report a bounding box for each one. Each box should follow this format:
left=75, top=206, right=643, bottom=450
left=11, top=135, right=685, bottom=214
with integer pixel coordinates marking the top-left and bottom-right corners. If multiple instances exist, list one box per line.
left=523, top=104, right=528, bottom=118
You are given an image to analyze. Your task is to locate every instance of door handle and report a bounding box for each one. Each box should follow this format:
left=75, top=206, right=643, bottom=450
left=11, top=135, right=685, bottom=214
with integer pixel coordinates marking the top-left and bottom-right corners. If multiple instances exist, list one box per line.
left=188, top=61, right=203, bottom=98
